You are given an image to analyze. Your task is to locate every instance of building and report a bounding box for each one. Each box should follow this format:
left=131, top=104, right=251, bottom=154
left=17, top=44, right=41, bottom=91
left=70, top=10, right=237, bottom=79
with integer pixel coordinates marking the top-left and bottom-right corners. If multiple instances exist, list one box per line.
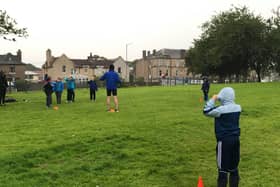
left=0, top=50, right=26, bottom=82
left=42, top=49, right=130, bottom=82
left=25, top=64, right=43, bottom=82
left=135, top=49, right=187, bottom=82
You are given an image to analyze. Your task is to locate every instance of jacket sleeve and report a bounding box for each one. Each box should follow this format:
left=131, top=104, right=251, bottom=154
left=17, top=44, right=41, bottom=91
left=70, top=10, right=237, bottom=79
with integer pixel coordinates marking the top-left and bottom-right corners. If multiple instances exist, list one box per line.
left=100, top=74, right=106, bottom=81
left=203, top=99, right=223, bottom=118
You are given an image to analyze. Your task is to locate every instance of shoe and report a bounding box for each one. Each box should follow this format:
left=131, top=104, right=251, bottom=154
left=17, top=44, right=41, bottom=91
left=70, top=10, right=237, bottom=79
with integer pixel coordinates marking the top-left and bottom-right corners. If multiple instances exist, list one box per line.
left=115, top=109, right=119, bottom=112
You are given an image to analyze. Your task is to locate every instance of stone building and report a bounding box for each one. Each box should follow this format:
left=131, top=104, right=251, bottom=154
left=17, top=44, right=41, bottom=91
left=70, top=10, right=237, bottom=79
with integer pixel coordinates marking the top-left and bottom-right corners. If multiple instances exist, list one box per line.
left=0, top=49, right=26, bottom=81
left=135, top=49, right=187, bottom=82
left=42, top=49, right=130, bottom=82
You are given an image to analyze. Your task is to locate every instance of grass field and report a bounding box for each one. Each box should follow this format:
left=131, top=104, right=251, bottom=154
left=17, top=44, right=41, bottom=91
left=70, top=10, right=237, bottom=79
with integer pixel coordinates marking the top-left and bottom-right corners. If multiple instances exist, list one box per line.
left=0, top=83, right=279, bottom=187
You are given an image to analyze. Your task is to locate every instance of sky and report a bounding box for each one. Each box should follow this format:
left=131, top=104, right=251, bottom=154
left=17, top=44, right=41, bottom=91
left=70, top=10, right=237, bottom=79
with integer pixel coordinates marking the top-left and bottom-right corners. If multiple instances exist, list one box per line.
left=1, top=0, right=279, bottom=67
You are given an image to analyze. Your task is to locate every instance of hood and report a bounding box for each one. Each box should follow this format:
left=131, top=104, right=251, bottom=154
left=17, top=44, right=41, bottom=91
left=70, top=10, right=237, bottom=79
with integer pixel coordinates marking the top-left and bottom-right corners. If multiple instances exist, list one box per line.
left=217, top=87, right=235, bottom=105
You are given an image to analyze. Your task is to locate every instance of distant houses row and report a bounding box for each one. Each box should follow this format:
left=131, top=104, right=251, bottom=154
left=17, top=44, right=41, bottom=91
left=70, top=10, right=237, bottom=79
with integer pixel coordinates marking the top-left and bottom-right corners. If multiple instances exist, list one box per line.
left=0, top=48, right=189, bottom=84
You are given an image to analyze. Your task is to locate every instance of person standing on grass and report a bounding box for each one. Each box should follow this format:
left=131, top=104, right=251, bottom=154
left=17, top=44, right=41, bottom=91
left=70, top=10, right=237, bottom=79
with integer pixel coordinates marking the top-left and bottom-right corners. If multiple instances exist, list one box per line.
left=43, top=77, right=53, bottom=108
left=65, top=76, right=75, bottom=103
left=0, top=71, right=8, bottom=106
left=88, top=75, right=98, bottom=101
left=203, top=87, right=241, bottom=187
left=100, top=64, right=121, bottom=112
left=54, top=77, right=64, bottom=104
left=201, top=77, right=210, bottom=101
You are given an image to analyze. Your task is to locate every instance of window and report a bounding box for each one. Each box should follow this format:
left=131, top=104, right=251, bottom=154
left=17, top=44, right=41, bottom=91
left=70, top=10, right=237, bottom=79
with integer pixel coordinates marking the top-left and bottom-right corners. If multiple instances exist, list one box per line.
left=159, top=70, right=162, bottom=76
left=166, top=70, right=168, bottom=76
left=10, top=66, right=15, bottom=73
left=84, top=68, right=88, bottom=73
left=62, top=65, right=66, bottom=72
left=118, top=67, right=121, bottom=73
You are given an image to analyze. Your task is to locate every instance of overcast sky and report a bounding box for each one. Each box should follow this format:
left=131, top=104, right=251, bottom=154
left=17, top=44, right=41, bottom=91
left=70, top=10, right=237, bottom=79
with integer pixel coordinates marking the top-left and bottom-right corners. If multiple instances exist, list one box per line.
left=1, top=0, right=279, bottom=67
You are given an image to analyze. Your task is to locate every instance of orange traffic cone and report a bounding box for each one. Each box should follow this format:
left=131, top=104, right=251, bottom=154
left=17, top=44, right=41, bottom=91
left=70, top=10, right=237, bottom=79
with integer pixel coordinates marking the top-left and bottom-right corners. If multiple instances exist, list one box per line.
left=197, top=176, right=204, bottom=187
left=199, top=97, right=203, bottom=103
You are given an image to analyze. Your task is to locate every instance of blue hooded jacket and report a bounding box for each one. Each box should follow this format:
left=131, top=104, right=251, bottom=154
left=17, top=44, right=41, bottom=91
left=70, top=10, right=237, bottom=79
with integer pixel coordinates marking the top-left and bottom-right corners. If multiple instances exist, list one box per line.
left=54, top=81, right=64, bottom=92
left=100, top=70, right=121, bottom=90
left=88, top=80, right=98, bottom=90
left=203, top=87, right=241, bottom=141
left=66, top=78, right=75, bottom=90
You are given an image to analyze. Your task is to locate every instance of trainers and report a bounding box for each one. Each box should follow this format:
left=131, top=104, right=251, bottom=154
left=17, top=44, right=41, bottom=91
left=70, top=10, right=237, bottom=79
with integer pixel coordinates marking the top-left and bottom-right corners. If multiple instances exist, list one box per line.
left=115, top=109, right=119, bottom=112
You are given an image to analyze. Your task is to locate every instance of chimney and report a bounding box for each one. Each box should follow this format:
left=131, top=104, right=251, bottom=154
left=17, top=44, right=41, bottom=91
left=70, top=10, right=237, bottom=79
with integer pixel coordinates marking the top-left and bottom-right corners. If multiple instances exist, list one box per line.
left=142, top=50, right=146, bottom=59
left=46, top=49, right=52, bottom=66
left=152, top=49, right=156, bottom=56
left=88, top=52, right=93, bottom=61
left=180, top=49, right=186, bottom=59
left=17, top=49, right=22, bottom=62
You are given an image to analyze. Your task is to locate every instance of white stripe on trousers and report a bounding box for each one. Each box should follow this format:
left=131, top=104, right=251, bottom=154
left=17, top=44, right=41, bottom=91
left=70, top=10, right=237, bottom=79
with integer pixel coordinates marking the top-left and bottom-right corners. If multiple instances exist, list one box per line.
left=217, top=141, right=222, bottom=169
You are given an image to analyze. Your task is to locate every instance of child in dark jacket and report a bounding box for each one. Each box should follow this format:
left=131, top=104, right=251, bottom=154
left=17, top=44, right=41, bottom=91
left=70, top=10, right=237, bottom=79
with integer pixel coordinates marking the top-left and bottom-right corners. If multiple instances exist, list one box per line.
left=43, top=77, right=53, bottom=108
left=201, top=78, right=210, bottom=101
left=203, top=87, right=241, bottom=187
left=88, top=75, right=98, bottom=101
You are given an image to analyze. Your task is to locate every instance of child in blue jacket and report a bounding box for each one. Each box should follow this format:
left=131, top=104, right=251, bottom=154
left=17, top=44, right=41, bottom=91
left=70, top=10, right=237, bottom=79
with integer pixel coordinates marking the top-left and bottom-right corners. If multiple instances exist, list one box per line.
left=54, top=77, right=64, bottom=104
left=88, top=75, right=98, bottom=101
left=65, top=76, right=75, bottom=103
left=203, top=87, right=241, bottom=187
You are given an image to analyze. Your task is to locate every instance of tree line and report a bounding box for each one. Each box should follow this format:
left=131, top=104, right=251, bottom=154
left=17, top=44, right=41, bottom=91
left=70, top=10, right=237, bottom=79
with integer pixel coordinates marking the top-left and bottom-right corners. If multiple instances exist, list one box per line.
left=186, top=6, right=280, bottom=82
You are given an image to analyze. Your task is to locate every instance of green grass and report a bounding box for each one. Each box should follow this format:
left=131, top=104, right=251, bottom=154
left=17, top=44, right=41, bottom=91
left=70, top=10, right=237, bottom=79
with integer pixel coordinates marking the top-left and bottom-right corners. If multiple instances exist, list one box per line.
left=0, top=83, right=279, bottom=186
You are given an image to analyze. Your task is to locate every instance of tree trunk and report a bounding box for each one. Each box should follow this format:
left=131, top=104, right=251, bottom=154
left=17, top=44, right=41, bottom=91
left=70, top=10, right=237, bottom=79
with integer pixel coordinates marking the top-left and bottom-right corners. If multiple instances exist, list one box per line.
left=256, top=70, right=261, bottom=82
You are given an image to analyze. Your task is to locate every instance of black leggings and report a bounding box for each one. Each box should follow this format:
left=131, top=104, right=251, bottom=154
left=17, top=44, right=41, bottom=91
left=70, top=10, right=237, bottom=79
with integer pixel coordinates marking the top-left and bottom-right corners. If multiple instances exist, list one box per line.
left=0, top=89, right=6, bottom=104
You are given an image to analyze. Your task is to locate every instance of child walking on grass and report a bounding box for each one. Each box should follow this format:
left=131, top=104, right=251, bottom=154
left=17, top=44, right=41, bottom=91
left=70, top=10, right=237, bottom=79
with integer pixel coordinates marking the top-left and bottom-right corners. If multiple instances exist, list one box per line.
left=203, top=87, right=241, bottom=187
left=43, top=77, right=53, bottom=108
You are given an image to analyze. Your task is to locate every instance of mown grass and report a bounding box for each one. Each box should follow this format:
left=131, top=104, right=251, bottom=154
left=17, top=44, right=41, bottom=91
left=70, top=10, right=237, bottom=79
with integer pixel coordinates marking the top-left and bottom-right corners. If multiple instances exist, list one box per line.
left=0, top=83, right=279, bottom=186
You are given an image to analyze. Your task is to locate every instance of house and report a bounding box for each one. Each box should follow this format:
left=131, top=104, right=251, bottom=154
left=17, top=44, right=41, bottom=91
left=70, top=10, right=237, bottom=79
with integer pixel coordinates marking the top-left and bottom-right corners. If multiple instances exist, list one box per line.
left=42, top=49, right=130, bottom=82
left=25, top=64, right=43, bottom=82
left=0, top=49, right=26, bottom=82
left=135, top=49, right=187, bottom=82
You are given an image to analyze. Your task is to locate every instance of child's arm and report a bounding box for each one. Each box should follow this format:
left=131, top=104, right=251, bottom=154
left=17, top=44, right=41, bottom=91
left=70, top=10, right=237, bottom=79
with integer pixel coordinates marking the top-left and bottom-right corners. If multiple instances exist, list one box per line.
left=203, top=95, right=222, bottom=117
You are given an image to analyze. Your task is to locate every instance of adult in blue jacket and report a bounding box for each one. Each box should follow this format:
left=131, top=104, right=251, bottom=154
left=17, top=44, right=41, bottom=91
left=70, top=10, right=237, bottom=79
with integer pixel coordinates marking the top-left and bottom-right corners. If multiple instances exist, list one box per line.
left=100, top=64, right=121, bottom=112
left=203, top=87, right=241, bottom=187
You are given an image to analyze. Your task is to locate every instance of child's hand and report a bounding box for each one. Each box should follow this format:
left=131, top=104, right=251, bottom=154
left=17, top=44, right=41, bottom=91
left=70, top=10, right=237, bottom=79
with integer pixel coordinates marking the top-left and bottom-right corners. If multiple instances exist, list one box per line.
left=212, top=94, right=218, bottom=101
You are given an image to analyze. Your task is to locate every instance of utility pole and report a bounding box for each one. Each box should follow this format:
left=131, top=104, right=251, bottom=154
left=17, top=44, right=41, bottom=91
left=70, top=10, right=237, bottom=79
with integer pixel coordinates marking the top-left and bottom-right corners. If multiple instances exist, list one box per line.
left=125, top=43, right=133, bottom=61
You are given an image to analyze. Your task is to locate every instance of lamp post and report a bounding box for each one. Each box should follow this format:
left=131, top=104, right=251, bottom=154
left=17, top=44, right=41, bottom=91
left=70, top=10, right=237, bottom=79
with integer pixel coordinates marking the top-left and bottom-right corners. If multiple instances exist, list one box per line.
left=125, top=42, right=133, bottom=61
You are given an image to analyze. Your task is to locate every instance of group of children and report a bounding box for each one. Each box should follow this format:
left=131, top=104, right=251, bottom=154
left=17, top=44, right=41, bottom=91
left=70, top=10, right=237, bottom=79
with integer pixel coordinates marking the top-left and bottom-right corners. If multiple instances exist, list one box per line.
left=43, top=64, right=121, bottom=112
left=43, top=76, right=78, bottom=108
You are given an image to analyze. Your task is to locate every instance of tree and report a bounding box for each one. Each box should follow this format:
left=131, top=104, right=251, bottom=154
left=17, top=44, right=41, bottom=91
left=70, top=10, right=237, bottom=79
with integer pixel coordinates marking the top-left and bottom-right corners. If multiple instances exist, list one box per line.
left=186, top=6, right=274, bottom=82
left=0, top=10, right=28, bottom=41
left=269, top=7, right=280, bottom=73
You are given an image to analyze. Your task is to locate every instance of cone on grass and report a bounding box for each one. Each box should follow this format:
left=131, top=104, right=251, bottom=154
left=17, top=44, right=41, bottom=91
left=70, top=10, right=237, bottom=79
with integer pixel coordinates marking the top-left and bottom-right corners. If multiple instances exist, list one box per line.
left=199, top=97, right=203, bottom=103
left=197, top=176, right=204, bottom=187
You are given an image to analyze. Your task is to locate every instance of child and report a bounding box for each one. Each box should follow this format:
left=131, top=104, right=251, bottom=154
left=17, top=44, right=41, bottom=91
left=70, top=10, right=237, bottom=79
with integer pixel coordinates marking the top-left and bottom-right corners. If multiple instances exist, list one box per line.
left=100, top=64, right=121, bottom=112
left=65, top=76, right=75, bottom=103
left=43, top=77, right=53, bottom=108
left=54, top=77, right=64, bottom=104
left=203, top=87, right=241, bottom=187
left=88, top=75, right=98, bottom=101
left=201, top=77, right=210, bottom=101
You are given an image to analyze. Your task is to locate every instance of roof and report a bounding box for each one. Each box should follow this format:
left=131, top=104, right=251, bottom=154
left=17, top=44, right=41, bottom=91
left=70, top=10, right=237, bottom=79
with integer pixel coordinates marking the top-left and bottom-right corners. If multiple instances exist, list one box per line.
left=0, top=53, right=26, bottom=65
left=26, top=63, right=41, bottom=71
left=155, top=49, right=186, bottom=59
